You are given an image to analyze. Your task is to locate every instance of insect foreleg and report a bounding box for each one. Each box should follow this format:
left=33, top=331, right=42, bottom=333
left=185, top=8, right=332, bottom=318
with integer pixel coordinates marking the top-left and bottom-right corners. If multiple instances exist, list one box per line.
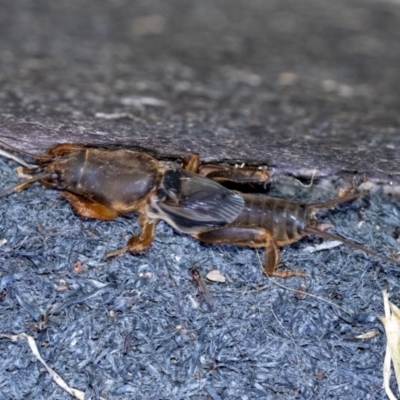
left=106, top=213, right=157, bottom=258
left=181, top=153, right=201, bottom=172
left=61, top=191, right=119, bottom=220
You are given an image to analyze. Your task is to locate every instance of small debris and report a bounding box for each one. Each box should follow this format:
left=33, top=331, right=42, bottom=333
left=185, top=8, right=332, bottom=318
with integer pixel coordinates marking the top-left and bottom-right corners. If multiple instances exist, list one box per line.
left=206, top=269, right=226, bottom=283
left=131, top=15, right=166, bottom=36
left=303, top=240, right=342, bottom=253
left=294, top=284, right=307, bottom=300
left=279, top=72, right=297, bottom=86
left=95, top=112, right=134, bottom=120
left=321, top=80, right=354, bottom=97
left=354, top=330, right=378, bottom=340
left=120, top=96, right=167, bottom=108
left=73, top=260, right=83, bottom=274
left=191, top=268, right=214, bottom=308
left=317, top=223, right=334, bottom=231
left=123, top=333, right=133, bottom=355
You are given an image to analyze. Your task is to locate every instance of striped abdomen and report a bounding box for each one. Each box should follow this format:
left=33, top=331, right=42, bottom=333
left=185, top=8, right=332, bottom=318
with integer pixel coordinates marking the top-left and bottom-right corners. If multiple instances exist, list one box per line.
left=231, top=194, right=310, bottom=246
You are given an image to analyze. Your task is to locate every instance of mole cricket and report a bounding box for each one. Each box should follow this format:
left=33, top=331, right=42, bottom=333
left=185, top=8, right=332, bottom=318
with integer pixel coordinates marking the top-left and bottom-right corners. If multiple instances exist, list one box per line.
left=0, top=140, right=395, bottom=277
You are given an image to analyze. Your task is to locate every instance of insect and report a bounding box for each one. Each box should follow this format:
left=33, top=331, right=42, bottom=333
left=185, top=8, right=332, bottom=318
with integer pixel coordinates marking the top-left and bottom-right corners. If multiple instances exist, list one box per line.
left=190, top=268, right=214, bottom=308
left=150, top=156, right=396, bottom=277
left=0, top=141, right=245, bottom=257
left=0, top=141, right=394, bottom=278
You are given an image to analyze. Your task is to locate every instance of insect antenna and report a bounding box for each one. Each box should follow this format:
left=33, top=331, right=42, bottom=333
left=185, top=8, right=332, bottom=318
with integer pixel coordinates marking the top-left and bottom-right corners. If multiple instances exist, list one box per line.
left=304, top=225, right=395, bottom=264
left=0, top=139, right=50, bottom=197
left=0, top=139, right=51, bottom=164
left=0, top=148, right=37, bottom=169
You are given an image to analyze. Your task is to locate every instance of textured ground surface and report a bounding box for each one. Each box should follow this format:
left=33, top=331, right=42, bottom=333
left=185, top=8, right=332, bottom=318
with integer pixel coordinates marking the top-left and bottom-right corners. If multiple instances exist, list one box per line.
left=1, top=156, right=400, bottom=400
left=1, top=0, right=400, bottom=399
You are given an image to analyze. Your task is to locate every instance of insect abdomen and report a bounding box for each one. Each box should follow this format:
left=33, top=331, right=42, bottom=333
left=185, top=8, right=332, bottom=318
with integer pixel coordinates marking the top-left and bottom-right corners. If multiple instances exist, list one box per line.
left=233, top=194, right=309, bottom=245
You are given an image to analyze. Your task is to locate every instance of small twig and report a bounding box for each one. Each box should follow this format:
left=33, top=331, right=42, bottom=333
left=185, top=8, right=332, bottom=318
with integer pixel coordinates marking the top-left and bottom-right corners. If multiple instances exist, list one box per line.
left=293, top=170, right=317, bottom=188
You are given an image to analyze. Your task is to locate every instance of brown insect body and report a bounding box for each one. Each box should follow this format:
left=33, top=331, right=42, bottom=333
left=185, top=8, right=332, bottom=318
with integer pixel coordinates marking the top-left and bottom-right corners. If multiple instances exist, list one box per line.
left=0, top=143, right=171, bottom=256
left=0, top=142, right=244, bottom=258
left=0, top=142, right=395, bottom=277
left=155, top=158, right=395, bottom=277
left=42, top=146, right=163, bottom=218
left=232, top=195, right=309, bottom=246
left=193, top=192, right=396, bottom=277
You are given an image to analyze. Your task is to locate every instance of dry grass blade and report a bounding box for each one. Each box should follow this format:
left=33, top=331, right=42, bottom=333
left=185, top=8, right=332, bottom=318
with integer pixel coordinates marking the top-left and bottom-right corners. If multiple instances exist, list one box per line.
left=354, top=330, right=378, bottom=340
left=379, top=290, right=400, bottom=400
left=0, top=333, right=106, bottom=400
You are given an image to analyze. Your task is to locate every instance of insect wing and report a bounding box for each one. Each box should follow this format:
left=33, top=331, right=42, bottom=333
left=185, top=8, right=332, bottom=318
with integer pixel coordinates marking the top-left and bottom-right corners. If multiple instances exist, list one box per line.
left=158, top=169, right=244, bottom=226
left=179, top=170, right=244, bottom=221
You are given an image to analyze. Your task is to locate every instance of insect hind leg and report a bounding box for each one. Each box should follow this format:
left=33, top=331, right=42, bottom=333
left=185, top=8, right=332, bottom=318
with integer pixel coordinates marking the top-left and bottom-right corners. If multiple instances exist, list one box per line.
left=308, top=193, right=360, bottom=210
left=196, top=227, right=304, bottom=278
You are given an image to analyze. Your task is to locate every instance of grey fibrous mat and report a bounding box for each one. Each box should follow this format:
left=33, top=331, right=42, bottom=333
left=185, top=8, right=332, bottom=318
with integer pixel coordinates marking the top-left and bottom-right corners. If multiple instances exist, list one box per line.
left=0, top=155, right=400, bottom=400
left=2, top=0, right=400, bottom=399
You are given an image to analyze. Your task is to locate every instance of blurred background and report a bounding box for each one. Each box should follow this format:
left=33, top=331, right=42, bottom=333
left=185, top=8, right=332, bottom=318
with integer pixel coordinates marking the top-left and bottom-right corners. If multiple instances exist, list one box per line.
left=1, top=0, right=400, bottom=178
